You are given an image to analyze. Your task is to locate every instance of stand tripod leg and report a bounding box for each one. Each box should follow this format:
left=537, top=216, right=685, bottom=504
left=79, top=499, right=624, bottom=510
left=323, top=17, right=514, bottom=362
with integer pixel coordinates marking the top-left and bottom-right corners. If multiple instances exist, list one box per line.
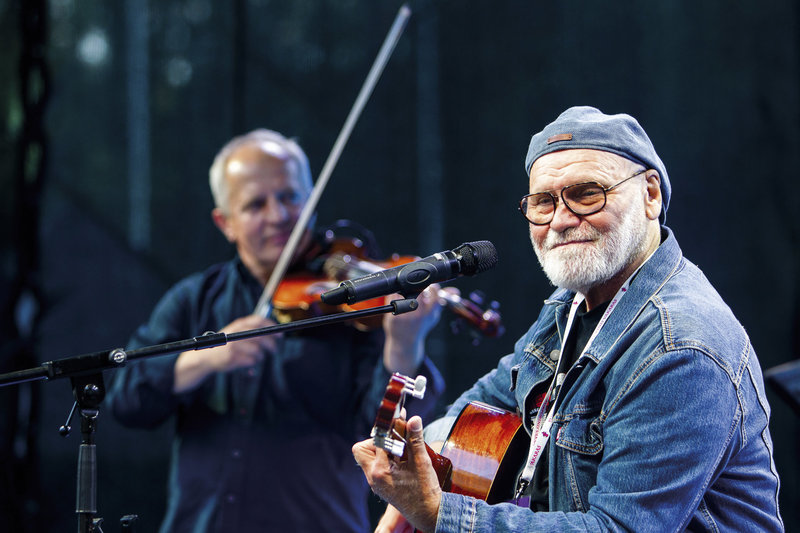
left=76, top=407, right=99, bottom=531
left=71, top=374, right=105, bottom=533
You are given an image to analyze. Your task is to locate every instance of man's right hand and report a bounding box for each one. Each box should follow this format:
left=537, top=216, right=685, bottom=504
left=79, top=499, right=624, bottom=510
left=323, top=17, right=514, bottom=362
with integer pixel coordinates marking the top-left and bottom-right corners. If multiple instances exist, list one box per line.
left=173, top=314, right=280, bottom=393
left=353, top=416, right=442, bottom=533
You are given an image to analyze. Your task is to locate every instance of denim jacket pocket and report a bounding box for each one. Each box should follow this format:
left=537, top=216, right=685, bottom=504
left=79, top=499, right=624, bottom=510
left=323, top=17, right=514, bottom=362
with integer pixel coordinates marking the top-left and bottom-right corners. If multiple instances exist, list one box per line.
left=556, top=415, right=604, bottom=455
left=554, top=413, right=604, bottom=511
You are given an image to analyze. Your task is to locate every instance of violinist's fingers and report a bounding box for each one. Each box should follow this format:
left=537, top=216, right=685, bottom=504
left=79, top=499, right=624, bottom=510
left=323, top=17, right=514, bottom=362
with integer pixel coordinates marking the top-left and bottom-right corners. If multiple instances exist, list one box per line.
left=419, top=284, right=439, bottom=303
left=383, top=284, right=438, bottom=308
left=221, top=315, right=281, bottom=367
left=383, top=289, right=442, bottom=337
left=382, top=286, right=444, bottom=374
left=383, top=292, right=406, bottom=305
left=438, top=285, right=461, bottom=298
left=411, top=285, right=443, bottom=318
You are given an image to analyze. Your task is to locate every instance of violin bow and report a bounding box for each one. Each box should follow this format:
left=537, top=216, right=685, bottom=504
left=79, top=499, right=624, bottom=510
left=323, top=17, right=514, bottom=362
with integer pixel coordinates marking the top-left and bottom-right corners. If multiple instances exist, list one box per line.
left=254, top=4, right=412, bottom=318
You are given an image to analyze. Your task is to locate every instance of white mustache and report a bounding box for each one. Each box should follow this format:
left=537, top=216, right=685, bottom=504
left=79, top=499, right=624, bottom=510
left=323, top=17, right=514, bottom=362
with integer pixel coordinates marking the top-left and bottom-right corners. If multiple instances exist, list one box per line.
left=542, top=227, right=601, bottom=251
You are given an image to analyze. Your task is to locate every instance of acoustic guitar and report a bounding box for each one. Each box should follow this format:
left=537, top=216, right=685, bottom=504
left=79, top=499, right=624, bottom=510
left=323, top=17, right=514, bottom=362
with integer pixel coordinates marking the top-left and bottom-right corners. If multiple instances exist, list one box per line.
left=371, top=373, right=531, bottom=510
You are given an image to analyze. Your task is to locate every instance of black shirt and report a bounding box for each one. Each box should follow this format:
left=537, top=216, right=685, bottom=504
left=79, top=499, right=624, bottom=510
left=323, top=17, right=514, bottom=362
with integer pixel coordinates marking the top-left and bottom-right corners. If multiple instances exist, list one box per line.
left=529, top=299, right=611, bottom=511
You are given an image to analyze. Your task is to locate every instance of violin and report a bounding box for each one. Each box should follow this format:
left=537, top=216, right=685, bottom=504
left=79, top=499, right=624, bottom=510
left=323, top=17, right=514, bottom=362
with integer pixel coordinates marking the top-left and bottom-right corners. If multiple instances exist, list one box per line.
left=270, top=236, right=504, bottom=339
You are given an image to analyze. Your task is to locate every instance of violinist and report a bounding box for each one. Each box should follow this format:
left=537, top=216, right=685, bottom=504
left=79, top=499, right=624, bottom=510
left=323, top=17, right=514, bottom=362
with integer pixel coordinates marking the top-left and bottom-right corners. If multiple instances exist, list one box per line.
left=107, top=128, right=446, bottom=533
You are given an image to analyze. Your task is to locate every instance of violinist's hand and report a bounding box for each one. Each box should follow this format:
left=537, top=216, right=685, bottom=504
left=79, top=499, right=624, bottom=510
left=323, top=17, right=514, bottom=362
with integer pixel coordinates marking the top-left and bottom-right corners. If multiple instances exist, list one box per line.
left=173, top=314, right=280, bottom=394
left=353, top=416, right=441, bottom=533
left=382, top=285, right=445, bottom=375
left=375, top=504, right=414, bottom=533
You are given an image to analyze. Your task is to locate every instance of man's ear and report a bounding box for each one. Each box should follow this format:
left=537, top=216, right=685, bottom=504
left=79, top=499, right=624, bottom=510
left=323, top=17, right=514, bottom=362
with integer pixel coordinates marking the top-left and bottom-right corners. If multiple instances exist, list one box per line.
left=644, top=171, right=662, bottom=221
left=212, top=207, right=236, bottom=243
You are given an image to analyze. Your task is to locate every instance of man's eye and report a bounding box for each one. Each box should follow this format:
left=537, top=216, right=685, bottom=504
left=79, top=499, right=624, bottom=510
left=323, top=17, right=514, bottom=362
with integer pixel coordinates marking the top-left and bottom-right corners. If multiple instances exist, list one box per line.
left=569, top=186, right=602, bottom=201
left=278, top=191, right=303, bottom=205
left=244, top=199, right=266, bottom=212
left=529, top=195, right=552, bottom=208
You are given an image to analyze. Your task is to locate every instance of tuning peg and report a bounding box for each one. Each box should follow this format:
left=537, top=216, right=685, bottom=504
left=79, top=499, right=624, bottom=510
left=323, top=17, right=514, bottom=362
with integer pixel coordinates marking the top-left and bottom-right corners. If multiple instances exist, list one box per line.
left=469, top=290, right=487, bottom=306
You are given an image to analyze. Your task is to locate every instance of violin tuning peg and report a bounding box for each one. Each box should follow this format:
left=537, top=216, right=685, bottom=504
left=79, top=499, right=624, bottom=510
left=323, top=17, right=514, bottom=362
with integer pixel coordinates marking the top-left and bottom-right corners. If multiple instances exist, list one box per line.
left=468, top=290, right=487, bottom=305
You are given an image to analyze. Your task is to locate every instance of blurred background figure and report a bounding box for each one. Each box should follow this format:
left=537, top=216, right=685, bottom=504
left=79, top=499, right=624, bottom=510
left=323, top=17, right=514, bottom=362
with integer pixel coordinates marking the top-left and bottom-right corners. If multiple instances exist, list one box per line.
left=107, top=129, right=446, bottom=532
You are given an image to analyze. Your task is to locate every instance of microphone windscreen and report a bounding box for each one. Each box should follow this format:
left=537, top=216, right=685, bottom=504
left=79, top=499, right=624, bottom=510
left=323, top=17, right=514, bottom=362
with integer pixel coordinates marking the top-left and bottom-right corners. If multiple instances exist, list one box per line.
left=454, top=241, right=498, bottom=274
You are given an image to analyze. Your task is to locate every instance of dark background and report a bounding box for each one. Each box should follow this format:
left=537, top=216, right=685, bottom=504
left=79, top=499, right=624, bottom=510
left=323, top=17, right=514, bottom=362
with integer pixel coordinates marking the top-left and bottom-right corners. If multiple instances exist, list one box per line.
left=2, top=1, right=799, bottom=531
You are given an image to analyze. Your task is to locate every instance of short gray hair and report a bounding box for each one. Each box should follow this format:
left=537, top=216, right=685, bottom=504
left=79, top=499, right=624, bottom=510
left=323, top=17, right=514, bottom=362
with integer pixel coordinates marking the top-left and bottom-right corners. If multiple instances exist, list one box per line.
left=209, top=129, right=312, bottom=212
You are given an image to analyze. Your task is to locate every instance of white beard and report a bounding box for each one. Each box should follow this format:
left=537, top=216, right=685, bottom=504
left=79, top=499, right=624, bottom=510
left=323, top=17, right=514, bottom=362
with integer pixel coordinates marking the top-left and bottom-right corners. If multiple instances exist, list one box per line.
left=532, top=203, right=650, bottom=295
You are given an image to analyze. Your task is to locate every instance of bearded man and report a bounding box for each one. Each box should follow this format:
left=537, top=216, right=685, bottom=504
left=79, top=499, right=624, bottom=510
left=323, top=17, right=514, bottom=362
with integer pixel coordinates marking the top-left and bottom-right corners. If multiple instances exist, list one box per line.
left=353, top=106, right=784, bottom=532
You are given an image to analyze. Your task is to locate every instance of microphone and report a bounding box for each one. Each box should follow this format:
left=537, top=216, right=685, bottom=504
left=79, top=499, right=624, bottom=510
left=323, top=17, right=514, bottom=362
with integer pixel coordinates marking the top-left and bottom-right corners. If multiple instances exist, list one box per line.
left=320, top=241, right=498, bottom=305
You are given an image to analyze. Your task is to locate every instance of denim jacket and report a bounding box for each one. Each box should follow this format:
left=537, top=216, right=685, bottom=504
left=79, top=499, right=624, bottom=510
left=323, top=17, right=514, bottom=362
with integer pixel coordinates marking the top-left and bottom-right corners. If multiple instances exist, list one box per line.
left=433, top=228, right=783, bottom=532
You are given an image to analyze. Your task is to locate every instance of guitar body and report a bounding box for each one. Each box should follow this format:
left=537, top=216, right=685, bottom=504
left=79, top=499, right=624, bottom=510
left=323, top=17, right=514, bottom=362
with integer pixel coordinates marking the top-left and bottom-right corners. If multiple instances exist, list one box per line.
left=438, top=401, right=530, bottom=504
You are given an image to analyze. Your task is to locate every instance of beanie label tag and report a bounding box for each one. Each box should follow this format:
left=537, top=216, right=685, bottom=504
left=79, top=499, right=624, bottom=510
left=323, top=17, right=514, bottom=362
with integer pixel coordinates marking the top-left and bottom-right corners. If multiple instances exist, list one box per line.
left=547, top=133, right=573, bottom=144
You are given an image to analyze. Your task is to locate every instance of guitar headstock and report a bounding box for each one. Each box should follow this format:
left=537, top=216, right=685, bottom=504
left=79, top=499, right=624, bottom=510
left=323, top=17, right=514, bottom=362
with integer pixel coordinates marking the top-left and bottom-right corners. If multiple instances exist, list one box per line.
left=371, top=372, right=427, bottom=457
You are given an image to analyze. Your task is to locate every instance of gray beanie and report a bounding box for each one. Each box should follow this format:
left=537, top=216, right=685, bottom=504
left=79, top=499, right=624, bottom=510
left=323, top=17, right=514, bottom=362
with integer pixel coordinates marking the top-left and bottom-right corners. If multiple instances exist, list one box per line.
left=525, top=106, right=670, bottom=222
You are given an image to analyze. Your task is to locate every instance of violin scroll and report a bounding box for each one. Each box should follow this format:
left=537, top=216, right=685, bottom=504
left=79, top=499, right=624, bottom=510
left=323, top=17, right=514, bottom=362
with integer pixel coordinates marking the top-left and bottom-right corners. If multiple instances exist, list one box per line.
left=443, top=290, right=504, bottom=343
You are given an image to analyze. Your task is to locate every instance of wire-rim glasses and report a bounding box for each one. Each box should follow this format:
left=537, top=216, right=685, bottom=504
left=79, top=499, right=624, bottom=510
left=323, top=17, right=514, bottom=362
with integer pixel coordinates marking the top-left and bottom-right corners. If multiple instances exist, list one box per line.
left=518, top=169, right=648, bottom=225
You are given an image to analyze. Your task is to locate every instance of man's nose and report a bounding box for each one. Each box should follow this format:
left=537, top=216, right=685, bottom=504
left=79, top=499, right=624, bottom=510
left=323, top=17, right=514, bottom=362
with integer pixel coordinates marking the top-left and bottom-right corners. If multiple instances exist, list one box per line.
left=548, top=200, right=581, bottom=232
left=264, top=195, right=290, bottom=223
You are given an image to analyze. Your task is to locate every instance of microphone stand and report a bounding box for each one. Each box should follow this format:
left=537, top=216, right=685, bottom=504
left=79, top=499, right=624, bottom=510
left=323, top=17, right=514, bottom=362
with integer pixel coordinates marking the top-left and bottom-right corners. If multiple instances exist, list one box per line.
left=0, top=299, right=419, bottom=533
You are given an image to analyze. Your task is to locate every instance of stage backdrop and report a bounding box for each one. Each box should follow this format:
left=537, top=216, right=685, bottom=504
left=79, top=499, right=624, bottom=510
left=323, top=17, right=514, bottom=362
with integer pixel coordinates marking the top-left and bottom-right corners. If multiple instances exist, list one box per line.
left=1, top=1, right=798, bottom=531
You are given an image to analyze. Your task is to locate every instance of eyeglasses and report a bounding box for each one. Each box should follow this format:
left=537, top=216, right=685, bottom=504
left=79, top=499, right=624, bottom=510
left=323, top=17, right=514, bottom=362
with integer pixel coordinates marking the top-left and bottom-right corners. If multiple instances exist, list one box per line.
left=518, top=169, right=648, bottom=225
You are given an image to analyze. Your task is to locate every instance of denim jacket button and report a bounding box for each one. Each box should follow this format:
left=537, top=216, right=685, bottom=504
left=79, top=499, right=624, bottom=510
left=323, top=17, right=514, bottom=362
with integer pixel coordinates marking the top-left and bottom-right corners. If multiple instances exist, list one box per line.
left=549, top=350, right=560, bottom=362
